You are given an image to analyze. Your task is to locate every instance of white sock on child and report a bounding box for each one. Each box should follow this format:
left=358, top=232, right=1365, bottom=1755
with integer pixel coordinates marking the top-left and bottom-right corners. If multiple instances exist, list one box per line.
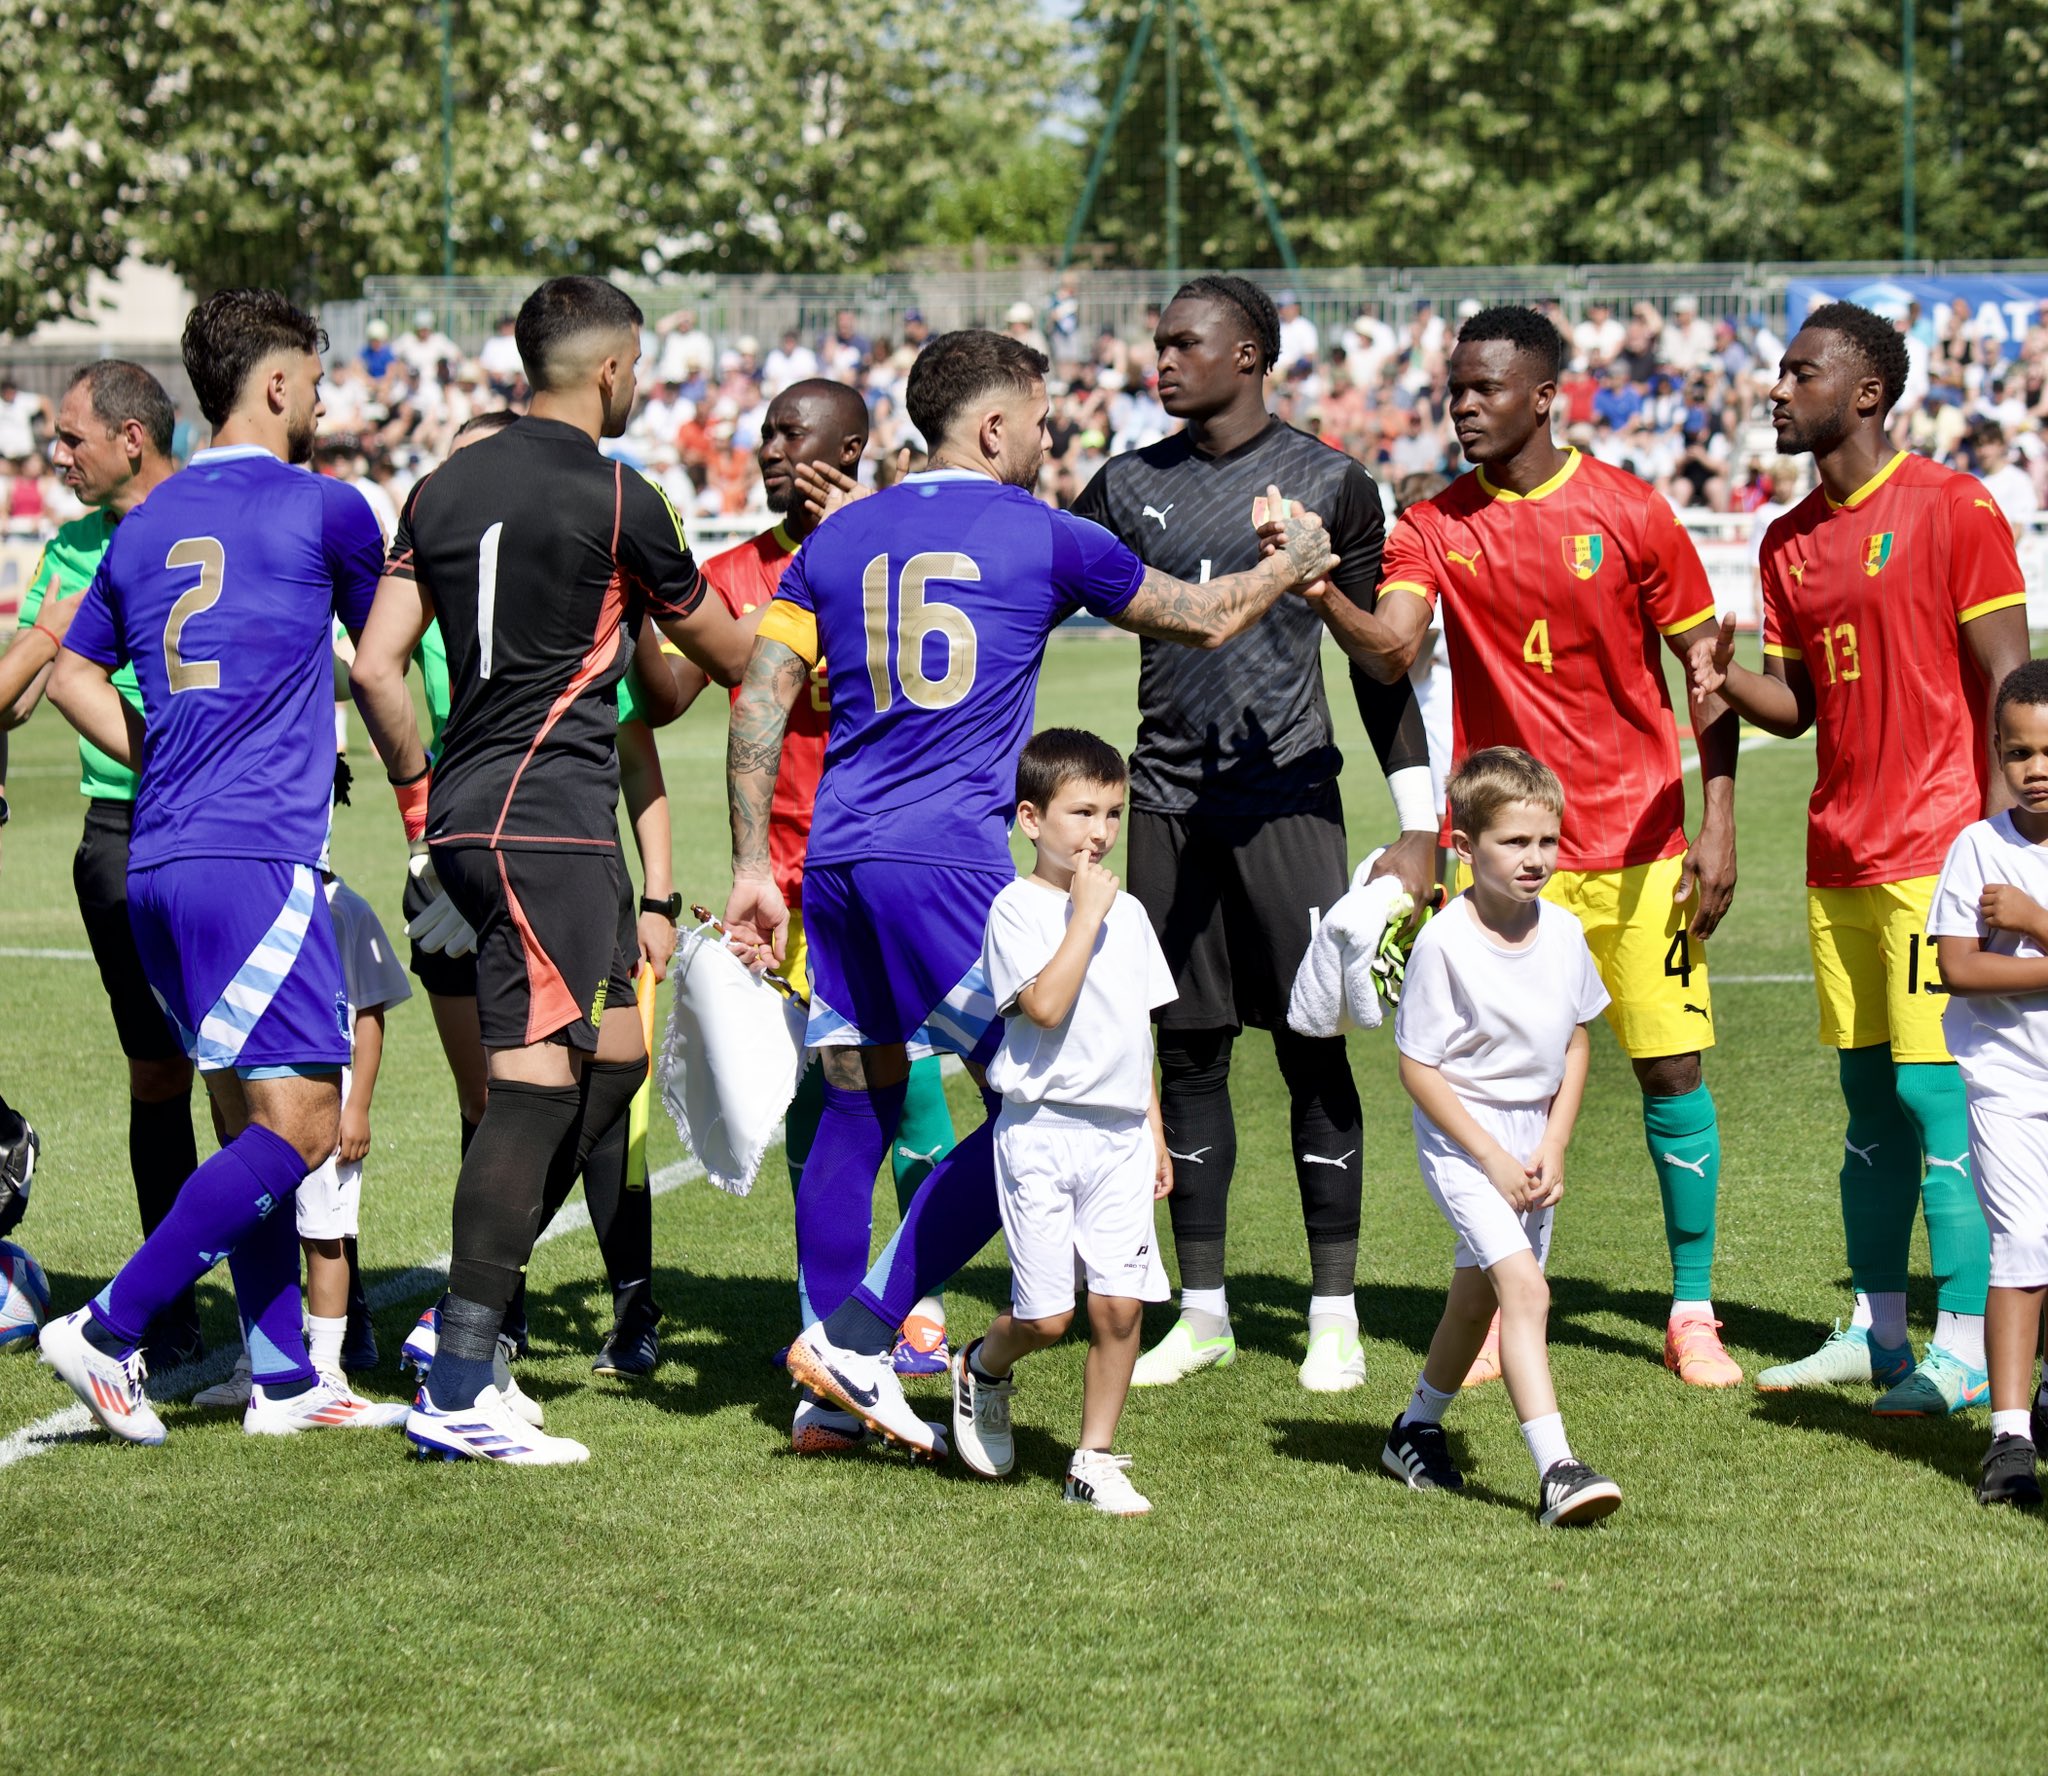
left=1934, top=1309, right=1985, bottom=1370
left=1991, top=1409, right=2032, bottom=1442
left=1404, top=1373, right=1458, bottom=1426
left=306, top=1312, right=347, bottom=1380
left=1520, top=1411, right=1572, bottom=1476
left=1181, top=1286, right=1228, bottom=1322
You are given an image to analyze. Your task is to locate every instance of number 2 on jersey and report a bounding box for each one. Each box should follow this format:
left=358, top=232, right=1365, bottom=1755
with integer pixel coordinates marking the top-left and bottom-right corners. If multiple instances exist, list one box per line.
left=163, top=537, right=225, bottom=692
left=860, top=552, right=980, bottom=712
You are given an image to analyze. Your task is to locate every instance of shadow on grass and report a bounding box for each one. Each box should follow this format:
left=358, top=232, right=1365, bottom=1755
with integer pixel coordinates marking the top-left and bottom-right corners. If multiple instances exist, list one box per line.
left=1267, top=1414, right=1533, bottom=1513
left=1196, top=1269, right=1836, bottom=1374
left=1749, top=1386, right=1990, bottom=1487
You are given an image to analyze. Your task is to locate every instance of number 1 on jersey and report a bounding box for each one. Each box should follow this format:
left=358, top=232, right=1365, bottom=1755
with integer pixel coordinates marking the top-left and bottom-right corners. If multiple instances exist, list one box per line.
left=860, top=551, right=981, bottom=712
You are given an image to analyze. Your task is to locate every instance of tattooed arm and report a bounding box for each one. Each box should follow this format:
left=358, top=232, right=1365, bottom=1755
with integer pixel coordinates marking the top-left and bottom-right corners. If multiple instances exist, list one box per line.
left=1111, top=487, right=1339, bottom=649
left=723, top=633, right=810, bottom=965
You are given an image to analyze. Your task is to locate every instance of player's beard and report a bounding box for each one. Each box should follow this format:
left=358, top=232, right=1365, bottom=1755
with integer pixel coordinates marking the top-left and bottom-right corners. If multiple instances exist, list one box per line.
left=285, top=404, right=317, bottom=465
left=1001, top=440, right=1045, bottom=490
left=1776, top=396, right=1852, bottom=460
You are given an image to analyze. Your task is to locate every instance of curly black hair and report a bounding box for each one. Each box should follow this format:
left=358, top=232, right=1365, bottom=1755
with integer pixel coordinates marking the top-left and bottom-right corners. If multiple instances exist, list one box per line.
left=181, top=289, right=326, bottom=427
left=1171, top=275, right=1281, bottom=372
left=1799, top=301, right=1910, bottom=415
left=1454, top=305, right=1565, bottom=380
left=1995, top=656, right=2048, bottom=730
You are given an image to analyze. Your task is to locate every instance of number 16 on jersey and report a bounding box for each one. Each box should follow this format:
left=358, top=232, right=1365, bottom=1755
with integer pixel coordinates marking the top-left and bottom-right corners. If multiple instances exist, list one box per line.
left=859, top=551, right=981, bottom=712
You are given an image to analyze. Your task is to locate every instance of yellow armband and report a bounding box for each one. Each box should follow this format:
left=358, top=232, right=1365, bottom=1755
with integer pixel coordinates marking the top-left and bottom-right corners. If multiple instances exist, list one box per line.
left=755, top=600, right=819, bottom=666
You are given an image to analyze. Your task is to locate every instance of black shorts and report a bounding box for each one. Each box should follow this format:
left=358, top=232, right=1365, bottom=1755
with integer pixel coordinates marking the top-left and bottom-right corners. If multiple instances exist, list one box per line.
left=405, top=864, right=480, bottom=999
left=1127, top=789, right=1349, bottom=1033
left=431, top=845, right=634, bottom=1052
left=72, top=799, right=183, bottom=1063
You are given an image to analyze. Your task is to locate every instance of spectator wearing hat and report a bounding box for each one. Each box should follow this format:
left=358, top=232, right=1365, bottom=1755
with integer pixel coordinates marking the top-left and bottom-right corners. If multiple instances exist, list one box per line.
left=654, top=307, right=715, bottom=390
left=359, top=320, right=395, bottom=381
left=1005, top=300, right=1050, bottom=359
left=394, top=307, right=461, bottom=382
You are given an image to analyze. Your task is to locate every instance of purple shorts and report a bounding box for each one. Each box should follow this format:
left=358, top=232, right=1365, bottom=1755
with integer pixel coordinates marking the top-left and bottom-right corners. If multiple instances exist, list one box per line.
left=127, top=858, right=350, bottom=1076
left=801, top=859, right=1008, bottom=1066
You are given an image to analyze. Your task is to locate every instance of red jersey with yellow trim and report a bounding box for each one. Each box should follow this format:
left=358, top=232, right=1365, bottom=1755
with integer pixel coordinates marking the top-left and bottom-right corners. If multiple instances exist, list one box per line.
left=1379, top=449, right=1716, bottom=871
left=700, top=522, right=824, bottom=906
left=1759, top=450, right=2026, bottom=888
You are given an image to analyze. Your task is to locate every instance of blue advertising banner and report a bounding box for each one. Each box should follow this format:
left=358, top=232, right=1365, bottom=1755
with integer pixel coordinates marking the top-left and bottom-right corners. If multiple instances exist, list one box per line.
left=1786, top=275, right=2048, bottom=361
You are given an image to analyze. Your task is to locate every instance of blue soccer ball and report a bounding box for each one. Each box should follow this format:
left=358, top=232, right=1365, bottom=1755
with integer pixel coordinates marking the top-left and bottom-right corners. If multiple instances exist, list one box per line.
left=0, top=1242, right=51, bottom=1348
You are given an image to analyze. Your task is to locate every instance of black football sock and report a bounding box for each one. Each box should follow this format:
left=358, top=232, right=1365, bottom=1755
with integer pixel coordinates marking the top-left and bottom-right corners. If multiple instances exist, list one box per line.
left=1157, top=1027, right=1236, bottom=1292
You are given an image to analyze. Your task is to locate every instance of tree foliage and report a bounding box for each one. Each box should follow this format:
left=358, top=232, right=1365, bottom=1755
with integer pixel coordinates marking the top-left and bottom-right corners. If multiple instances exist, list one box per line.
left=0, top=0, right=1079, bottom=332
left=1074, top=0, right=2048, bottom=267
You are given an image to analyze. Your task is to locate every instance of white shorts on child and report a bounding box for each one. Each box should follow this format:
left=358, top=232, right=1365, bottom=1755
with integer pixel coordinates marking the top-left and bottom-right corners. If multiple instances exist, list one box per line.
left=1968, top=1101, right=2048, bottom=1288
left=994, top=1101, right=1170, bottom=1320
left=1414, top=1101, right=1555, bottom=1272
left=295, top=1152, right=362, bottom=1242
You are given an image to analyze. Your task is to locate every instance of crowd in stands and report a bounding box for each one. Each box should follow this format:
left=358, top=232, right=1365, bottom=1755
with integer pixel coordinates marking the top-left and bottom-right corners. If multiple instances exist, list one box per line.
left=8, top=286, right=2048, bottom=542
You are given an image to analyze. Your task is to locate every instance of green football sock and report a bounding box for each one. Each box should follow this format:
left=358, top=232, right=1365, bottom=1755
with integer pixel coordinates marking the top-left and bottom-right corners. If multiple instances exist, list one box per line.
left=1893, top=1058, right=1990, bottom=1316
left=1643, top=1083, right=1721, bottom=1303
left=1837, top=1044, right=1921, bottom=1296
left=891, top=1054, right=958, bottom=1213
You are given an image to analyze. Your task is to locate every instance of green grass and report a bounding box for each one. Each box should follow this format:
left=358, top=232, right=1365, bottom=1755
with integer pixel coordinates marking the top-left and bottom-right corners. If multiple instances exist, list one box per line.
left=0, top=633, right=2038, bottom=1775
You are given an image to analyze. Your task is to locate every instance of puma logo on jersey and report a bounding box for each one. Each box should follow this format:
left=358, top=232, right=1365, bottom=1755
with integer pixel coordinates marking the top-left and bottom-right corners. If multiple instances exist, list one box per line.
left=1167, top=1146, right=1210, bottom=1164
left=1927, top=1153, right=1970, bottom=1177
left=1975, top=498, right=1998, bottom=512
left=896, top=1144, right=942, bottom=1165
left=1788, top=561, right=1807, bottom=586
left=1844, top=1138, right=1878, bottom=1166
left=1682, top=1002, right=1710, bottom=1018
left=1660, top=1151, right=1708, bottom=1177
left=1446, top=547, right=1482, bottom=574
left=1301, top=1150, right=1355, bottom=1169
left=1142, top=503, right=1175, bottom=529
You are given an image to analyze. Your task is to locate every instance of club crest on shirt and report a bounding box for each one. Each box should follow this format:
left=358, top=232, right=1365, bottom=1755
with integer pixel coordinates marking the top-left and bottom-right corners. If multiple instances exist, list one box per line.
left=1862, top=532, right=1893, bottom=576
left=1561, top=533, right=1603, bottom=580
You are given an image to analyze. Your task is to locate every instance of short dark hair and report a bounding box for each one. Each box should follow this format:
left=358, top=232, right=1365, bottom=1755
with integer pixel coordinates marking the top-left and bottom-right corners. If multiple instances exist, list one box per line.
left=1800, top=301, right=1910, bottom=415
left=905, top=330, right=1047, bottom=446
left=514, top=276, right=645, bottom=393
left=454, top=408, right=519, bottom=442
left=1972, top=418, right=2008, bottom=452
left=64, top=361, right=175, bottom=457
left=181, top=289, right=326, bottom=427
left=1171, top=274, right=1281, bottom=372
left=1393, top=470, right=1449, bottom=515
left=1455, top=305, right=1565, bottom=380
left=1016, top=727, right=1127, bottom=810
left=1995, top=658, right=2048, bottom=731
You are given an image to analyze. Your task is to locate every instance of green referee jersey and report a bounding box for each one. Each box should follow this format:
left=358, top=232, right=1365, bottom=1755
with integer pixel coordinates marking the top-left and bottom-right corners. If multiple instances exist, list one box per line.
left=16, top=509, right=142, bottom=801
left=414, top=620, right=645, bottom=761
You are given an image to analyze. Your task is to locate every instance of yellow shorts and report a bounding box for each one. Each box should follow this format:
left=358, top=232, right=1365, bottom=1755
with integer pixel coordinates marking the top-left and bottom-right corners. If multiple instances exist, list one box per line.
left=1805, top=877, right=1952, bottom=1062
left=774, top=905, right=811, bottom=1004
left=1453, top=853, right=1713, bottom=1059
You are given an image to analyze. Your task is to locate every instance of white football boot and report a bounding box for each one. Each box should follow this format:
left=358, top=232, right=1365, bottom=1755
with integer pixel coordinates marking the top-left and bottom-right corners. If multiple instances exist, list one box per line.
left=38, top=1307, right=166, bottom=1445
left=785, top=1323, right=938, bottom=1455
left=1298, top=1321, right=1367, bottom=1393
left=243, top=1373, right=410, bottom=1434
left=405, top=1383, right=589, bottom=1465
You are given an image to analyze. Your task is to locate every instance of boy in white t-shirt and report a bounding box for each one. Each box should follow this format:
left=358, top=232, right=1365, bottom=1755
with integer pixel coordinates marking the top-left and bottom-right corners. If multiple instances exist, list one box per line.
left=951, top=730, right=1176, bottom=1516
left=1385, top=747, right=1622, bottom=1527
left=1929, top=659, right=2048, bottom=1509
left=195, top=871, right=413, bottom=1418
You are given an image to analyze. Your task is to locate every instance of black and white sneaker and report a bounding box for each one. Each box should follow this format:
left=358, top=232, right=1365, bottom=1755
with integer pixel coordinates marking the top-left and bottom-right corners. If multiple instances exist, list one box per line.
left=950, top=1339, right=1015, bottom=1477
left=1538, top=1459, right=1622, bottom=1527
left=1978, top=1434, right=2043, bottom=1508
left=1380, top=1415, right=1464, bottom=1492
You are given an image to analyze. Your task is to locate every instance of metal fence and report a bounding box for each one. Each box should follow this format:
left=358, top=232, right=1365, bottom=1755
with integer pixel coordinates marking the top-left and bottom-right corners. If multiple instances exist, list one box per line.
left=323, top=260, right=2048, bottom=369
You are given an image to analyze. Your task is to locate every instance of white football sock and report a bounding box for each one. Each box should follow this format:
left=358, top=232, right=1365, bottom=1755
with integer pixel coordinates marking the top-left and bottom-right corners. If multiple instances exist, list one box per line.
left=1670, top=1298, right=1714, bottom=1322
left=905, top=1294, right=945, bottom=1331
left=1991, top=1409, right=2032, bottom=1442
left=1934, top=1309, right=1985, bottom=1370
left=1404, top=1373, right=1457, bottom=1426
left=306, top=1313, right=347, bottom=1380
left=1520, top=1411, right=1572, bottom=1477
left=1856, top=1290, right=1908, bottom=1349
left=1181, top=1286, right=1228, bottom=1322
left=1307, top=1292, right=1358, bottom=1328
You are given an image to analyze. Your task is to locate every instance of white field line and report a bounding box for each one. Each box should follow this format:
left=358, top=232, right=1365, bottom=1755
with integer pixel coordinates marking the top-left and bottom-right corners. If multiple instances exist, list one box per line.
left=0, top=1054, right=966, bottom=1471
left=0, top=945, right=94, bottom=962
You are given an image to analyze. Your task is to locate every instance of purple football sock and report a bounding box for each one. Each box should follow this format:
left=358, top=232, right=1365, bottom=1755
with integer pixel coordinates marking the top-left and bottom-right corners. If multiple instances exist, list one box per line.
left=829, top=1115, right=999, bottom=1350
left=92, top=1122, right=310, bottom=1353
left=795, top=1079, right=905, bottom=1327
left=229, top=1195, right=317, bottom=1389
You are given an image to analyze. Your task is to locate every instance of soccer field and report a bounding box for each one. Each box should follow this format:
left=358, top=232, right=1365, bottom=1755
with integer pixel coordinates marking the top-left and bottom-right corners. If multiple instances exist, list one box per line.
left=0, top=632, right=2037, bottom=1775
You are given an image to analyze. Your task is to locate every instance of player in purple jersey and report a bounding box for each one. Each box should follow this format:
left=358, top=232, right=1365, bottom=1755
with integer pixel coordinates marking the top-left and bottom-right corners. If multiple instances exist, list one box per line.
left=724, top=328, right=1342, bottom=1452
left=35, top=289, right=410, bottom=1444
